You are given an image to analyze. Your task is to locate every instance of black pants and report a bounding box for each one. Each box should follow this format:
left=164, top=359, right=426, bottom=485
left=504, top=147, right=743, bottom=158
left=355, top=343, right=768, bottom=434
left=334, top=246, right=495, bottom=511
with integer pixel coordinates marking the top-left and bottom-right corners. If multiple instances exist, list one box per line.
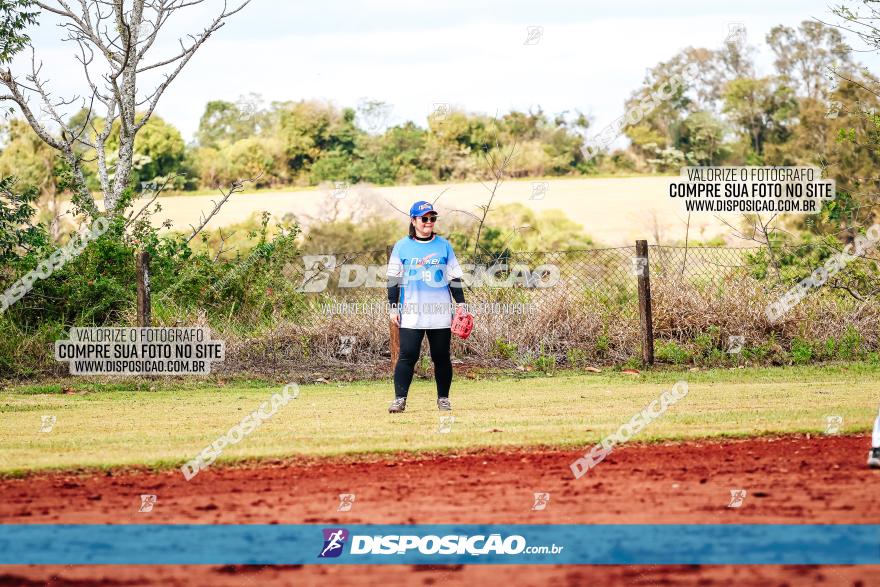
left=394, top=328, right=452, bottom=399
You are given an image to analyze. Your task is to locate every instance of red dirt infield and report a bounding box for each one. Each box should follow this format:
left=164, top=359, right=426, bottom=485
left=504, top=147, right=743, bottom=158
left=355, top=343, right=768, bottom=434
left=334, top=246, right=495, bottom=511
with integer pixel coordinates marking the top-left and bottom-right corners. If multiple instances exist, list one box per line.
left=1, top=434, right=878, bottom=586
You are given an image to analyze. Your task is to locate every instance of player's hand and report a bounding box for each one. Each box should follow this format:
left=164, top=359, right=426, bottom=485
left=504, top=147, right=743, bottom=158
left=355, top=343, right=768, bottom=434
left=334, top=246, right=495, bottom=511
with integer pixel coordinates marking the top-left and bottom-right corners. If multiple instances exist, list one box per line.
left=456, top=302, right=470, bottom=315
left=390, top=313, right=400, bottom=327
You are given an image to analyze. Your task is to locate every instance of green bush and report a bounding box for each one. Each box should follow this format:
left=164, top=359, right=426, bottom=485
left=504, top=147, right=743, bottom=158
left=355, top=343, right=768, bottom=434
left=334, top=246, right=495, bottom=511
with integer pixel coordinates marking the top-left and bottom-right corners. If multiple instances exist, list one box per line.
left=790, top=337, right=813, bottom=364
left=299, top=334, right=312, bottom=360
left=837, top=327, right=862, bottom=360
left=0, top=176, right=47, bottom=266
left=565, top=347, right=588, bottom=368
left=742, top=338, right=773, bottom=363
left=694, top=325, right=721, bottom=358
left=822, top=337, right=837, bottom=360
left=0, top=181, right=307, bottom=377
left=493, top=338, right=519, bottom=360
left=621, top=356, right=642, bottom=371
left=524, top=345, right=557, bottom=374
left=655, top=340, right=691, bottom=364
left=595, top=334, right=610, bottom=357
left=532, top=351, right=557, bottom=374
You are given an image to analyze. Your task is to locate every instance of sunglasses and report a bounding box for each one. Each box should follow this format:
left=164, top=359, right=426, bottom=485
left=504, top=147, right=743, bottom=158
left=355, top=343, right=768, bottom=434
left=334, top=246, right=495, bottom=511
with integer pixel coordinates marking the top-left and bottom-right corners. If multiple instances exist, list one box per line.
left=417, top=215, right=438, bottom=223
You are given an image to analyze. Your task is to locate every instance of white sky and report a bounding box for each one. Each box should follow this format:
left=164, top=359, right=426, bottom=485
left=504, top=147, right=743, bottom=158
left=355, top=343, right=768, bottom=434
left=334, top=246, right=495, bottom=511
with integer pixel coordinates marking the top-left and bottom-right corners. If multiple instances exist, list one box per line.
left=14, top=0, right=879, bottom=143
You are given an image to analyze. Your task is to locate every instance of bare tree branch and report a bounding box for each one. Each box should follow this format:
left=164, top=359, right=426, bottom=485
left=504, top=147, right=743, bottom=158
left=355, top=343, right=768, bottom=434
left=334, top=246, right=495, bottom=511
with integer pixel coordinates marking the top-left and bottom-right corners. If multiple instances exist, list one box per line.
left=383, top=197, right=410, bottom=217
left=186, top=173, right=261, bottom=244
left=715, top=212, right=782, bottom=280
left=473, top=138, right=518, bottom=260
left=0, top=0, right=252, bottom=217
left=123, top=172, right=181, bottom=228
left=827, top=283, right=880, bottom=301
left=213, top=227, right=230, bottom=262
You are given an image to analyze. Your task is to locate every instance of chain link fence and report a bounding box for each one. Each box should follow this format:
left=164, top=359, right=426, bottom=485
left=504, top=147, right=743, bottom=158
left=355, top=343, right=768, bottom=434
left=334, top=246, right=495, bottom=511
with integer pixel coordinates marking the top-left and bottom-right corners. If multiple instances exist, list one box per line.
left=214, top=240, right=880, bottom=379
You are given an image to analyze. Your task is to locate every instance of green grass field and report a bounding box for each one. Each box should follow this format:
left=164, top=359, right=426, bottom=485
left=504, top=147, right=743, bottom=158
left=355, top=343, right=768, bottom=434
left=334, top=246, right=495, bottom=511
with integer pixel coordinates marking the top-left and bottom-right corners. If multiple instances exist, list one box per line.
left=1, top=364, right=878, bottom=476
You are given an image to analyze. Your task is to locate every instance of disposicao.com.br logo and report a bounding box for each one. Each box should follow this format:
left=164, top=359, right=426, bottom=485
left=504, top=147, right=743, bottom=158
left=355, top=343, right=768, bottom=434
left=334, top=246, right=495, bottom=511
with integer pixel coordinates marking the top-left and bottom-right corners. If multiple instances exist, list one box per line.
left=318, top=527, right=564, bottom=558
left=319, top=528, right=350, bottom=558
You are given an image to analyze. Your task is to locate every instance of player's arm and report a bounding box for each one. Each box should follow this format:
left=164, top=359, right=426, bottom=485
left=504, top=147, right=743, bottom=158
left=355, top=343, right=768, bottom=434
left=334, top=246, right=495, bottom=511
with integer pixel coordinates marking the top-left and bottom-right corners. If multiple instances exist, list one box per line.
left=387, top=280, right=401, bottom=325
left=446, top=242, right=467, bottom=309
left=387, top=243, right=403, bottom=325
left=449, top=278, right=465, bottom=304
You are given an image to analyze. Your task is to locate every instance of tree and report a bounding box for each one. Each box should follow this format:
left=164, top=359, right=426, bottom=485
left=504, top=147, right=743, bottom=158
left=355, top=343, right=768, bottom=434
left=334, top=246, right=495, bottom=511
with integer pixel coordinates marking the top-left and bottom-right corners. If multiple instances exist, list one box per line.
left=645, top=111, right=728, bottom=170
left=681, top=112, right=726, bottom=165
left=722, top=77, right=797, bottom=160
left=445, top=203, right=594, bottom=256
left=196, top=94, right=265, bottom=149
left=0, top=175, right=46, bottom=265
left=302, top=218, right=400, bottom=253
left=220, top=136, right=285, bottom=188
left=0, top=0, right=37, bottom=65
left=622, top=50, right=700, bottom=158
left=349, top=122, right=429, bottom=185
left=103, top=114, right=187, bottom=189
left=814, top=1, right=880, bottom=237
left=0, top=118, right=64, bottom=237
left=274, top=100, right=358, bottom=181
left=355, top=99, right=392, bottom=135
left=0, top=0, right=250, bottom=217
left=197, top=100, right=246, bottom=149
left=714, top=37, right=756, bottom=83
left=766, top=21, right=851, bottom=101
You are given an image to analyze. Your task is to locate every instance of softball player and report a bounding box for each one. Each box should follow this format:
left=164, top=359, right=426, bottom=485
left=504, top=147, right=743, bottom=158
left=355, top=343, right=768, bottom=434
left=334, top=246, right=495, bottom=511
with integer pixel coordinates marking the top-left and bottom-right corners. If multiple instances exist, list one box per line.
left=386, top=201, right=467, bottom=413
left=870, top=407, right=880, bottom=468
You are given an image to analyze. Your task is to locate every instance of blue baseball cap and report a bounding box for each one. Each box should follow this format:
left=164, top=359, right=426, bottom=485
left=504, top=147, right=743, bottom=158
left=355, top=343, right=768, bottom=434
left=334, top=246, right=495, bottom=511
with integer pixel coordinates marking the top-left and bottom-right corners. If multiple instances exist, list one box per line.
left=409, top=201, right=435, bottom=217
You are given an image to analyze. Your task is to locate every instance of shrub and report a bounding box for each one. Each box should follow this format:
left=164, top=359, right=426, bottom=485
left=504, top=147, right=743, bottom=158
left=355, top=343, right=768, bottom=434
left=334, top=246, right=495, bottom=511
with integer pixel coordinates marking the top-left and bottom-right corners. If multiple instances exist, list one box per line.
left=655, top=340, right=691, bottom=364
left=595, top=334, right=610, bottom=356
left=565, top=347, right=588, bottom=368
left=790, top=338, right=813, bottom=364
left=493, top=338, right=518, bottom=360
left=621, top=356, right=642, bottom=371
left=837, top=327, right=862, bottom=360
left=531, top=348, right=557, bottom=374
left=742, top=338, right=774, bottom=363
left=822, top=337, right=837, bottom=360
left=694, top=325, right=721, bottom=358
left=0, top=176, right=47, bottom=266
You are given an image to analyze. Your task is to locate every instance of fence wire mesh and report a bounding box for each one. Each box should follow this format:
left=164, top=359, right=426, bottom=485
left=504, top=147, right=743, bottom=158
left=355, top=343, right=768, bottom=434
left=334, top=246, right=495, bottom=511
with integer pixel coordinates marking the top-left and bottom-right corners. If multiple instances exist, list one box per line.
left=213, top=242, right=880, bottom=378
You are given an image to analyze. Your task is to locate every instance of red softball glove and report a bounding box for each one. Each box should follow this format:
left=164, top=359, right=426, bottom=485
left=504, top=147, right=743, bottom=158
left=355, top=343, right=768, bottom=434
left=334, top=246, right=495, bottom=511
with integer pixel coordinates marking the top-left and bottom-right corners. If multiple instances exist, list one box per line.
left=451, top=305, right=474, bottom=339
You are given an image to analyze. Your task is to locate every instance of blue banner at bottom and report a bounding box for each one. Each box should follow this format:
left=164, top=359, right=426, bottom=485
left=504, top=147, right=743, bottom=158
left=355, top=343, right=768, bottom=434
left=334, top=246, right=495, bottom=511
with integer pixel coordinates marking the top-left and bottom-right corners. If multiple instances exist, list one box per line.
left=0, top=524, right=877, bottom=565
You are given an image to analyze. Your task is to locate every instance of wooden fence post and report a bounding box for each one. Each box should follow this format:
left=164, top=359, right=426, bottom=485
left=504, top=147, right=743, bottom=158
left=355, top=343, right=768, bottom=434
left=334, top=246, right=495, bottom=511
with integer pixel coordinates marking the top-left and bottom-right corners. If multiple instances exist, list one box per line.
left=390, top=320, right=400, bottom=371
left=635, top=240, right=654, bottom=366
left=137, top=251, right=151, bottom=327
left=386, top=244, right=399, bottom=371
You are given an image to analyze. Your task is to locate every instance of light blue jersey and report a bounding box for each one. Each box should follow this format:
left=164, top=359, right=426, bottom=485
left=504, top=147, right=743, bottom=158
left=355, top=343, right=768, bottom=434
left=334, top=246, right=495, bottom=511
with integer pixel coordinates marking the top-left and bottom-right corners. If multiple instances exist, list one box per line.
left=387, top=235, right=463, bottom=329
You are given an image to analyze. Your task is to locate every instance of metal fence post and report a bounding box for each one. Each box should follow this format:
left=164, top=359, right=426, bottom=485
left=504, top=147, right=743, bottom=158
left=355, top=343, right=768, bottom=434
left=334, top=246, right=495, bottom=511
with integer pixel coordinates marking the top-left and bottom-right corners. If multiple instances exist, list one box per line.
left=136, top=251, right=151, bottom=327
left=635, top=240, right=654, bottom=366
left=386, top=244, right=399, bottom=371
